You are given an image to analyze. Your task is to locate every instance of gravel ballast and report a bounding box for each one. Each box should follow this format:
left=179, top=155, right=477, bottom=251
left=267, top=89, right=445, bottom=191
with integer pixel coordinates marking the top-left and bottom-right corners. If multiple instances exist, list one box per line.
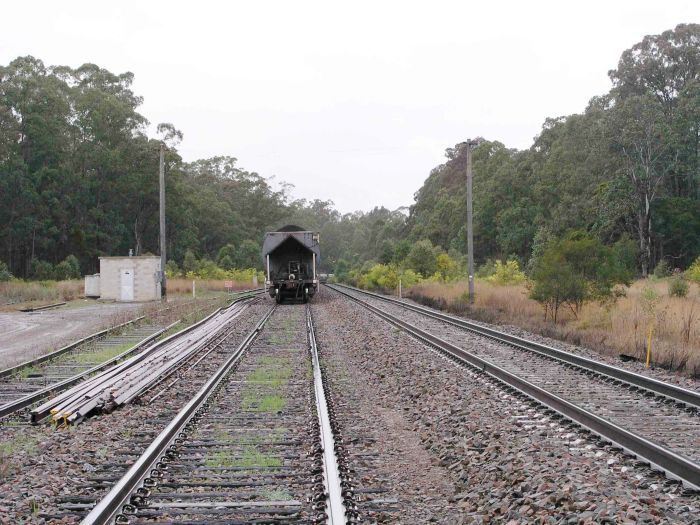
left=315, top=287, right=699, bottom=524
left=0, top=300, right=272, bottom=524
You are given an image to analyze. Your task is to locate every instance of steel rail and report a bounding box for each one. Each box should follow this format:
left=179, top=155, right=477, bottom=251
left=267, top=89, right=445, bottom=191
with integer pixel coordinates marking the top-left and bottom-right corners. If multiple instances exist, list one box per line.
left=329, top=284, right=700, bottom=408
left=31, top=293, right=263, bottom=423
left=80, top=305, right=276, bottom=525
left=19, top=301, right=67, bottom=312
left=0, top=317, right=145, bottom=379
left=1, top=290, right=262, bottom=381
left=0, top=321, right=177, bottom=421
left=330, top=284, right=700, bottom=491
left=307, top=304, right=347, bottom=524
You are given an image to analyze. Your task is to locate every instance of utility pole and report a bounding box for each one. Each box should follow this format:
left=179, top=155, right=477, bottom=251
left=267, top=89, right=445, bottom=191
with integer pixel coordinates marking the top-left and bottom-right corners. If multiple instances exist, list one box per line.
left=466, top=140, right=476, bottom=305
left=159, top=143, right=167, bottom=297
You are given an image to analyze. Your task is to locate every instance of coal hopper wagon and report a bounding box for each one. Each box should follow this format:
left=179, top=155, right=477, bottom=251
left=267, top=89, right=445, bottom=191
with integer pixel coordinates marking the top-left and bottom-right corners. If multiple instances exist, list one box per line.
left=262, top=225, right=320, bottom=303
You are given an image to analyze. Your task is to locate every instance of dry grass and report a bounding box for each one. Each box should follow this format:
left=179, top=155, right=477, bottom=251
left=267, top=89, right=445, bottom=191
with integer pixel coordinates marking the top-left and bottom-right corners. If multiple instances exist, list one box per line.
left=0, top=280, right=83, bottom=309
left=407, top=278, right=700, bottom=376
left=166, top=278, right=256, bottom=295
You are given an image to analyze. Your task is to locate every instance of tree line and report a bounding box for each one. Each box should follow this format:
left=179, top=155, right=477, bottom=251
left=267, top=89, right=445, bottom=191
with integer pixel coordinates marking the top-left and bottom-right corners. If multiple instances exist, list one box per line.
left=1, top=24, right=698, bottom=283
left=406, top=24, right=700, bottom=277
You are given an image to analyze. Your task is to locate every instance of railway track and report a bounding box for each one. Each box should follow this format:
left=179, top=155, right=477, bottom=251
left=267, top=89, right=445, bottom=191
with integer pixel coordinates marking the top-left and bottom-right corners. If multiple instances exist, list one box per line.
left=0, top=322, right=170, bottom=420
left=0, top=292, right=261, bottom=422
left=327, top=283, right=700, bottom=492
left=77, top=303, right=346, bottom=525
left=30, top=296, right=269, bottom=522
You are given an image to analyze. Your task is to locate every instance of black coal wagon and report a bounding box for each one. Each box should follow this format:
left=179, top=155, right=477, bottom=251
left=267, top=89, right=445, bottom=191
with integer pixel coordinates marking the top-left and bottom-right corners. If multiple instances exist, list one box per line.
left=262, top=225, right=320, bottom=303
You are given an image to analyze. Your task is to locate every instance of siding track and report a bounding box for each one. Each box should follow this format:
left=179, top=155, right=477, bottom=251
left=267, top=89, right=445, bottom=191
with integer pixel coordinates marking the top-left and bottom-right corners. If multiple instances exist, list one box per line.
left=0, top=292, right=261, bottom=422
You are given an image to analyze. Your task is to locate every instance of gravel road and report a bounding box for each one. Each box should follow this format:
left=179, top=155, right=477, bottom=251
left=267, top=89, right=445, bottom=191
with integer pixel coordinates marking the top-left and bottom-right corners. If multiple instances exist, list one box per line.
left=0, top=301, right=143, bottom=369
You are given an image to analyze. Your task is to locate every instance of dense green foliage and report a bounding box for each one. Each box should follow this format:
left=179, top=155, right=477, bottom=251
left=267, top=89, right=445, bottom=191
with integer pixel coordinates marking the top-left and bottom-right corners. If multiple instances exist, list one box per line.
left=1, top=24, right=698, bottom=283
left=528, top=231, right=634, bottom=321
left=406, top=24, right=700, bottom=276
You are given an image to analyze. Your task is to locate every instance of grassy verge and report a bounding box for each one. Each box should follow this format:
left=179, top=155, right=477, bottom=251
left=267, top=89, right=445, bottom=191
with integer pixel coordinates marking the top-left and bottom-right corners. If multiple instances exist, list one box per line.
left=407, top=278, right=700, bottom=376
left=71, top=341, right=137, bottom=364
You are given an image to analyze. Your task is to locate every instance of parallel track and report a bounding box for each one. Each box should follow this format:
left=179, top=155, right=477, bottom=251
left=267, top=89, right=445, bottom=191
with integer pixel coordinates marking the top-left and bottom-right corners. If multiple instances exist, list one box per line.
left=328, top=283, right=700, bottom=492
left=80, top=303, right=346, bottom=525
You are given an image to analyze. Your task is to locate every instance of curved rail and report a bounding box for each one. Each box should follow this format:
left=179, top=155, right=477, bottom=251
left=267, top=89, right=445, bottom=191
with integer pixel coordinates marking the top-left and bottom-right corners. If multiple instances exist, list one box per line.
left=329, top=284, right=700, bottom=408
left=328, top=284, right=700, bottom=491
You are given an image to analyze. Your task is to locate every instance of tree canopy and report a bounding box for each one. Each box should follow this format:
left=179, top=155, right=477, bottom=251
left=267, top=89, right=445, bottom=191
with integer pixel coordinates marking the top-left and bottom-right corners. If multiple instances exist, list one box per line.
left=1, top=24, right=698, bottom=280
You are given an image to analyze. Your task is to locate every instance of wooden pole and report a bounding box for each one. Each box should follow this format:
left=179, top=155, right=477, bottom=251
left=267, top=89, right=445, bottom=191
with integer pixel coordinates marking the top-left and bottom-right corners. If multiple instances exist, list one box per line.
left=159, top=143, right=167, bottom=297
left=466, top=141, right=475, bottom=305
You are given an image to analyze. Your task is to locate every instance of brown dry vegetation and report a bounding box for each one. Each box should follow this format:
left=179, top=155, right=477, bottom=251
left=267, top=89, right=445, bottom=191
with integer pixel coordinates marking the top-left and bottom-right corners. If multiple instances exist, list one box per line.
left=0, top=276, right=255, bottom=311
left=166, top=278, right=257, bottom=295
left=0, top=280, right=83, bottom=309
left=408, top=279, right=700, bottom=376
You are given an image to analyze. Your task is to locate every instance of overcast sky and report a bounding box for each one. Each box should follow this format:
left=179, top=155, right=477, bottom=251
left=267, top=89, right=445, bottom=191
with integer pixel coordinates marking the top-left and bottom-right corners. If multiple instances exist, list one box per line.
left=2, top=1, right=698, bottom=213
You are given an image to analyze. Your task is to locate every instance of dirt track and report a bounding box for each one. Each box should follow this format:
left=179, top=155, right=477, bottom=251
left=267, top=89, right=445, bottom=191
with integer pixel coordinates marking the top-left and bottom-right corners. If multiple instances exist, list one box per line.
left=0, top=301, right=142, bottom=369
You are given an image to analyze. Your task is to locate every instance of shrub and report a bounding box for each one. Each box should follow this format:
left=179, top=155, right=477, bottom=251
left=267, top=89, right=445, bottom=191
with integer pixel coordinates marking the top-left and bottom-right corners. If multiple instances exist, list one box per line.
left=217, top=244, right=237, bottom=266
left=54, top=255, right=81, bottom=280
left=529, top=231, right=631, bottom=322
left=669, top=276, right=689, bottom=298
left=219, top=255, right=234, bottom=271
left=434, top=253, right=460, bottom=282
left=182, top=250, right=198, bottom=273
left=476, top=259, right=496, bottom=279
left=405, top=239, right=437, bottom=277
left=54, top=261, right=73, bottom=280
left=653, top=259, right=672, bottom=278
left=64, top=255, right=81, bottom=278
left=400, top=269, right=421, bottom=288
left=165, top=260, right=181, bottom=278
left=236, top=240, right=261, bottom=270
left=30, top=259, right=55, bottom=280
left=356, top=264, right=422, bottom=291
left=485, top=260, right=526, bottom=286
left=0, top=261, right=12, bottom=282
left=686, top=256, right=700, bottom=283
left=640, top=285, right=660, bottom=315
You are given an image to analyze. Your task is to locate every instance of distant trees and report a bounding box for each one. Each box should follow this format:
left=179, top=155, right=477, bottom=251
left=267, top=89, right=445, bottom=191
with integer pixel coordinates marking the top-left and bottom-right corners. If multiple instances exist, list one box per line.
left=403, top=24, right=700, bottom=276
left=2, top=24, right=699, bottom=284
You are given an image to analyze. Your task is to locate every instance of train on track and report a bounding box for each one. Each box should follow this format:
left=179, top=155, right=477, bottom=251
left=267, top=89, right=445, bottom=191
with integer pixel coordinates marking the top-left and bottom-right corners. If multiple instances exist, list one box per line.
left=262, top=225, right=320, bottom=303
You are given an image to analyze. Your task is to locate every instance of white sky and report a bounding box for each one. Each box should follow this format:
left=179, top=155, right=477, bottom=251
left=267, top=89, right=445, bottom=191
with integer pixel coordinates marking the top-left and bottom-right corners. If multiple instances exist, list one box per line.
left=2, top=1, right=698, bottom=212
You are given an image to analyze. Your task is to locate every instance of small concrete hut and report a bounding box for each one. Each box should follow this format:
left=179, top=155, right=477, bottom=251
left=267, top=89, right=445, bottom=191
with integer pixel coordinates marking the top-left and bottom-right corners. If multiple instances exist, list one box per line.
left=98, top=256, right=161, bottom=302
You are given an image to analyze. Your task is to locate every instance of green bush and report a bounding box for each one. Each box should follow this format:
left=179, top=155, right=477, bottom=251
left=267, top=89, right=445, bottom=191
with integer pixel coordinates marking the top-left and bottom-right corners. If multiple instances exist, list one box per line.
left=218, top=255, right=234, bottom=271
left=485, top=260, right=526, bottom=285
left=0, top=261, right=12, bottom=282
left=476, top=259, right=496, bottom=278
left=669, top=276, right=689, bottom=297
left=54, top=255, right=81, bottom=280
left=54, top=261, right=73, bottom=280
left=529, top=231, right=632, bottom=322
left=357, top=264, right=422, bottom=291
left=653, top=259, right=672, bottom=278
left=686, top=256, right=700, bottom=283
left=405, top=239, right=437, bottom=277
left=30, top=259, right=55, bottom=280
left=183, top=250, right=198, bottom=273
left=165, top=260, right=181, bottom=278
